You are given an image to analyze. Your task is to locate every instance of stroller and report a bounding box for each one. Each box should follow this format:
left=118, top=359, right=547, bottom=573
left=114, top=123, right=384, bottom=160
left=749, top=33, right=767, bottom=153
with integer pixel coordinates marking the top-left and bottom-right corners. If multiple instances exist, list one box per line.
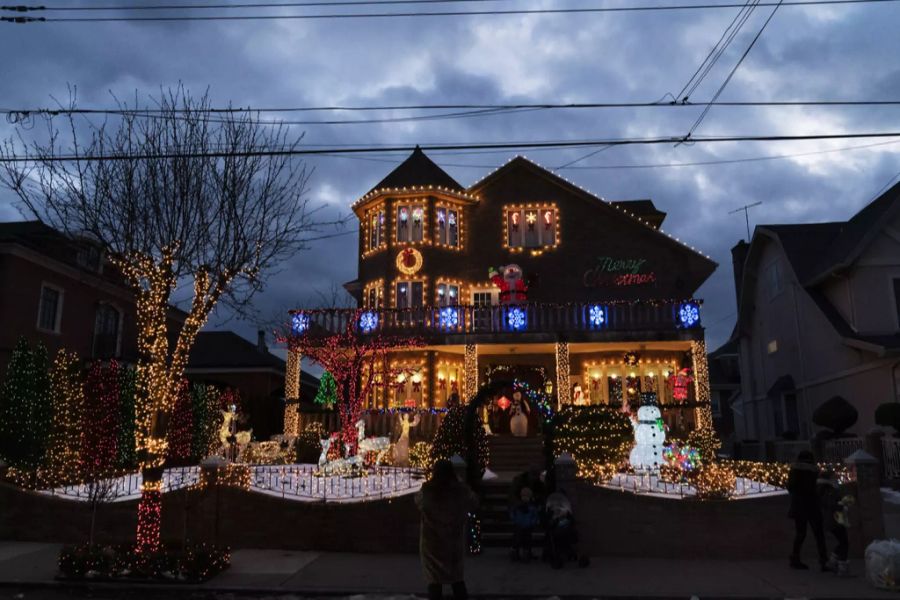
left=544, top=491, right=590, bottom=569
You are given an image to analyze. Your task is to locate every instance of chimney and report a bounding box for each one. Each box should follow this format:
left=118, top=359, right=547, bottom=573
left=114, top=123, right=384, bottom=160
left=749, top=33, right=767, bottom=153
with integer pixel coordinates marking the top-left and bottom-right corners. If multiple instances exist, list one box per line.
left=731, top=240, right=750, bottom=302
left=257, top=329, right=267, bottom=353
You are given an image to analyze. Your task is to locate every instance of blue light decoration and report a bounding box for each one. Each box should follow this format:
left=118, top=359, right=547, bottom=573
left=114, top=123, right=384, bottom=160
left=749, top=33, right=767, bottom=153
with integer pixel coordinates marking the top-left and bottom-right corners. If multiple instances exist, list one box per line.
left=439, top=306, right=459, bottom=329
left=679, top=302, right=700, bottom=328
left=359, top=311, right=379, bottom=333
left=507, top=306, right=526, bottom=331
left=291, top=312, right=309, bottom=335
left=589, top=304, right=605, bottom=327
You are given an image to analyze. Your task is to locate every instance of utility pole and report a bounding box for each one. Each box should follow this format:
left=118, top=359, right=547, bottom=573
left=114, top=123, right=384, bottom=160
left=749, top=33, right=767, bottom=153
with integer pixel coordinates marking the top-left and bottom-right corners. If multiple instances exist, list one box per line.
left=729, top=201, right=762, bottom=242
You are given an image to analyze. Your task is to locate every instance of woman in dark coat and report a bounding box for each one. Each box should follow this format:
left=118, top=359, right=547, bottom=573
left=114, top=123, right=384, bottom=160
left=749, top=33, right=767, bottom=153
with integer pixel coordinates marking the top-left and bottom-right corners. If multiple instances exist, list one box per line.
left=787, top=450, right=829, bottom=570
left=416, top=459, right=478, bottom=600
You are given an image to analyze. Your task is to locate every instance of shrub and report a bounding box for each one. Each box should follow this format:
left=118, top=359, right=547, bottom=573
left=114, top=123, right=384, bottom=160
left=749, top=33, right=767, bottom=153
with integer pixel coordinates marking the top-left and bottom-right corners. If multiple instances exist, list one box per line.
left=691, top=463, right=736, bottom=500
left=812, top=396, right=858, bottom=437
left=296, top=422, right=326, bottom=464
left=410, top=441, right=433, bottom=472
left=876, top=403, right=900, bottom=435
left=59, top=543, right=230, bottom=582
left=553, top=405, right=632, bottom=467
left=430, top=405, right=488, bottom=475
left=686, top=427, right=722, bottom=462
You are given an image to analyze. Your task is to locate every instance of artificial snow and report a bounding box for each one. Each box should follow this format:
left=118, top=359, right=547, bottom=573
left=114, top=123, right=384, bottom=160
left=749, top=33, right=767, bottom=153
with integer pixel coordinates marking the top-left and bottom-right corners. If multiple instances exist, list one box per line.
left=603, top=472, right=785, bottom=500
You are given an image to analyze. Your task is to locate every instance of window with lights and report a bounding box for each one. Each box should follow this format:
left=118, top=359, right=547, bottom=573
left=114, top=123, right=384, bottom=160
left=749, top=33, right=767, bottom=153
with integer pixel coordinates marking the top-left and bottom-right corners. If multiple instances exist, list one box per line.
left=435, top=207, right=460, bottom=247
left=397, top=203, right=425, bottom=243
left=505, top=205, right=558, bottom=249
left=364, top=281, right=384, bottom=308
left=436, top=282, right=460, bottom=307
left=367, top=209, right=385, bottom=252
left=395, top=280, right=424, bottom=309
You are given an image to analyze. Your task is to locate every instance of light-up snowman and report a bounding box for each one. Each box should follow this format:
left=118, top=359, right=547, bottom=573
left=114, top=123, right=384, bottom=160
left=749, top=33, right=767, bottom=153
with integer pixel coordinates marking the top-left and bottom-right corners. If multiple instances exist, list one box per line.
left=629, top=404, right=666, bottom=471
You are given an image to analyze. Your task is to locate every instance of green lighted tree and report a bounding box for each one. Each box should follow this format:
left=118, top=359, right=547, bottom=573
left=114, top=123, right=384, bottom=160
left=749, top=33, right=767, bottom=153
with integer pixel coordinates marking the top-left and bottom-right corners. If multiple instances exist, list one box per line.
left=0, top=338, right=51, bottom=472
left=117, top=365, right=137, bottom=470
left=314, top=371, right=337, bottom=407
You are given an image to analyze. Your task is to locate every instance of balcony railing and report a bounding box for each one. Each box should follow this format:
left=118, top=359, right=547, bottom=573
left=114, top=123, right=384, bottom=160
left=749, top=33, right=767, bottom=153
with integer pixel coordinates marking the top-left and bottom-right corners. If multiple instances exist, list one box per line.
left=289, top=300, right=702, bottom=339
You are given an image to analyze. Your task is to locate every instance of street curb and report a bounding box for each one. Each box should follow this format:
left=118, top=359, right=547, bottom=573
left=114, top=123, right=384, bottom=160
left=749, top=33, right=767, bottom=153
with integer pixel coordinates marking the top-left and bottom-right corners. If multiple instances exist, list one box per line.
left=0, top=580, right=893, bottom=600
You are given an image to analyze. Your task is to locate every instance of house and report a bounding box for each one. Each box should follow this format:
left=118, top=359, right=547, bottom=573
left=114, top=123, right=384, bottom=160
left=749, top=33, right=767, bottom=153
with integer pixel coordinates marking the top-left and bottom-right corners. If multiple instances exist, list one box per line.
left=728, top=181, right=900, bottom=442
left=708, top=338, right=740, bottom=450
left=186, top=330, right=319, bottom=439
left=283, top=148, right=719, bottom=441
left=0, top=220, right=151, bottom=369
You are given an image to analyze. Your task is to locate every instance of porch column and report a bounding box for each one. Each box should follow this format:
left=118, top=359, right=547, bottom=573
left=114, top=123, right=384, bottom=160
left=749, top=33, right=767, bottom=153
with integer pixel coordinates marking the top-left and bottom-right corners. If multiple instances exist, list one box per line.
left=463, top=343, right=478, bottom=402
left=555, top=341, right=571, bottom=409
left=284, top=349, right=301, bottom=436
left=691, top=340, right=714, bottom=430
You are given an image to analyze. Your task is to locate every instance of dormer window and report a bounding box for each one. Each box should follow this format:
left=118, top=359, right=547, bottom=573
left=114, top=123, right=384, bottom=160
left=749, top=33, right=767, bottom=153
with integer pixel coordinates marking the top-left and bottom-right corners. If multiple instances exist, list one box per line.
left=397, top=203, right=425, bottom=243
left=505, top=204, right=559, bottom=250
left=436, top=207, right=460, bottom=248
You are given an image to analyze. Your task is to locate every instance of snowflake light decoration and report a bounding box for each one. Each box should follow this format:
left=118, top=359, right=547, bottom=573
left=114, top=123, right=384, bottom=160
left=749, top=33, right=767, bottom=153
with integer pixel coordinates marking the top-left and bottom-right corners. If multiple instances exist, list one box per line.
left=291, top=312, right=309, bottom=335
left=589, top=305, right=605, bottom=327
left=358, top=311, right=379, bottom=334
left=507, top=307, right=526, bottom=331
left=678, top=302, right=700, bottom=328
left=439, top=307, right=459, bottom=329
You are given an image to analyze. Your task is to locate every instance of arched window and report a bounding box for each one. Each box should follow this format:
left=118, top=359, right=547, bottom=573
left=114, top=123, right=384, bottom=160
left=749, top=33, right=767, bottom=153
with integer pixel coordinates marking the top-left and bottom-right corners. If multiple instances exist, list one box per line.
left=93, top=304, right=121, bottom=359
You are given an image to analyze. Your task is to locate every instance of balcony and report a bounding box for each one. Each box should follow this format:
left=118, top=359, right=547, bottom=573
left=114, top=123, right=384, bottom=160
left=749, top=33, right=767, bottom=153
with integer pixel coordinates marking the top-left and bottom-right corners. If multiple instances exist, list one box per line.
left=289, top=300, right=703, bottom=344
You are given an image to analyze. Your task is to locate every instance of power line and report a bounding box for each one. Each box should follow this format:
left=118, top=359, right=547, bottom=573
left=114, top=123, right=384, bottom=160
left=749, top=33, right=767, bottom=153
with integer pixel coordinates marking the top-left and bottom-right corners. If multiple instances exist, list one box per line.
left=3, top=0, right=899, bottom=22
left=21, top=0, right=518, bottom=9
left=3, top=131, right=900, bottom=162
left=684, top=0, right=783, bottom=138
left=4, top=100, right=900, bottom=126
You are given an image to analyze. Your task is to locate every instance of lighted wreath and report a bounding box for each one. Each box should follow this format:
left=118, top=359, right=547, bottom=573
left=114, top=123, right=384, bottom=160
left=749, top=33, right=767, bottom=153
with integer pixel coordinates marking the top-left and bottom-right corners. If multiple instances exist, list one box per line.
left=396, top=248, right=423, bottom=275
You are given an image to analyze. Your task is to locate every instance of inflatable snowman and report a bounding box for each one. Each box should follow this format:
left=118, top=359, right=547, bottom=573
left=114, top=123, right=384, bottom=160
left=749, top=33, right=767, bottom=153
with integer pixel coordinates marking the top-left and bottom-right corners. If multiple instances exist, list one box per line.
left=629, top=404, right=666, bottom=471
left=509, top=390, right=530, bottom=437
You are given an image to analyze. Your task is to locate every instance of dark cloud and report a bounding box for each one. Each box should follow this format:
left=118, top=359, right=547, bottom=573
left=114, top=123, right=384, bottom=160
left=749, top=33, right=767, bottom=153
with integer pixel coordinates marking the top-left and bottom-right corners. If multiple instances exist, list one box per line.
left=2, top=0, right=899, bottom=351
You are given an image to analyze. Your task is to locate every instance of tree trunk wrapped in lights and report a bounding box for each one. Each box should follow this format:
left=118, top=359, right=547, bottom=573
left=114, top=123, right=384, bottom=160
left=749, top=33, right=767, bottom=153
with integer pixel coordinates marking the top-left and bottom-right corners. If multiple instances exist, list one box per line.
left=0, top=86, right=336, bottom=552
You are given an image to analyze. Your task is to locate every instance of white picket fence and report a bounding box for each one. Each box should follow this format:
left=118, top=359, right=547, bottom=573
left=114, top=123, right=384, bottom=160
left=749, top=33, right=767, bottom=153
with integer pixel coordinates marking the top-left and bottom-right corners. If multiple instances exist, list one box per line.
left=821, top=438, right=864, bottom=463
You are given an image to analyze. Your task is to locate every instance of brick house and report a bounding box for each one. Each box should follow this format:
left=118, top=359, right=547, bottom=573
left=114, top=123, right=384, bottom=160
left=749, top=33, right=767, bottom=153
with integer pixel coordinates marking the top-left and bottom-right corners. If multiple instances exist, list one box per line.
left=284, top=148, right=719, bottom=440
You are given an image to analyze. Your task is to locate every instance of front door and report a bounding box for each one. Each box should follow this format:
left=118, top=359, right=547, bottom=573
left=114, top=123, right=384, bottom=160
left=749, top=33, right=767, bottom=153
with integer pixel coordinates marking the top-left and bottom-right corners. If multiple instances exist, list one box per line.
left=472, top=289, right=497, bottom=331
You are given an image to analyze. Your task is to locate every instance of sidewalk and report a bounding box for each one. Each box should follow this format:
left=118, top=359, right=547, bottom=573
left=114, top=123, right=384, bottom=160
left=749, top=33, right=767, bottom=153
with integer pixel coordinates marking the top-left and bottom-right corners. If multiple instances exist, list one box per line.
left=0, top=540, right=894, bottom=599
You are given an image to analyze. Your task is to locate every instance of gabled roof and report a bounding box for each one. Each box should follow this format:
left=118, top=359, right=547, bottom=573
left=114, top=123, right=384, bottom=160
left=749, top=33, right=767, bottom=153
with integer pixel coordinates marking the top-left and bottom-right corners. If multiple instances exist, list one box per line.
left=371, top=146, right=464, bottom=193
left=759, top=222, right=844, bottom=283
left=468, top=155, right=715, bottom=263
left=608, top=200, right=666, bottom=229
left=188, top=331, right=286, bottom=370
left=806, top=179, right=900, bottom=284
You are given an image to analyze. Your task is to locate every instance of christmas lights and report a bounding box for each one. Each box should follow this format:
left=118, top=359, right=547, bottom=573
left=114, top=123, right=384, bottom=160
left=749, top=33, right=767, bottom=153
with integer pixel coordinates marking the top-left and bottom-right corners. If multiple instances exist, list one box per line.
left=679, top=302, right=701, bottom=328
left=503, top=203, right=560, bottom=254
left=463, top=344, right=478, bottom=401
left=82, top=360, right=121, bottom=477
left=690, top=341, right=714, bottom=431
left=363, top=279, right=385, bottom=309
left=45, top=349, right=86, bottom=485
left=555, top=342, right=571, bottom=407
left=589, top=305, right=606, bottom=327
left=0, top=339, right=51, bottom=474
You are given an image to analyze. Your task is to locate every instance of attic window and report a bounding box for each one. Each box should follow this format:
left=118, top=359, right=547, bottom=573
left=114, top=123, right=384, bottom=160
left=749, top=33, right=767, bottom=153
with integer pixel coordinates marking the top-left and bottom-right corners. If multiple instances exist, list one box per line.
left=504, top=205, right=558, bottom=250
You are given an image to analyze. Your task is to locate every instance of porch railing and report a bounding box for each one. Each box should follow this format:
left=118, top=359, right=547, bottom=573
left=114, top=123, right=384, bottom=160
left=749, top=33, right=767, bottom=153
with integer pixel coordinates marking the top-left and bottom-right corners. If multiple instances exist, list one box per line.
left=289, top=300, right=702, bottom=339
left=883, top=437, right=900, bottom=480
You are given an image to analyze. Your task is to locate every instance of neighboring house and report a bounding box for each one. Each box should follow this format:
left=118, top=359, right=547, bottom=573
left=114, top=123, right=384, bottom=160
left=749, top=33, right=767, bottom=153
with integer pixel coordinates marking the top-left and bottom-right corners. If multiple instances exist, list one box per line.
left=708, top=338, right=740, bottom=450
left=286, top=147, right=719, bottom=441
left=729, top=181, right=900, bottom=442
left=186, top=330, right=319, bottom=439
left=0, top=220, right=167, bottom=369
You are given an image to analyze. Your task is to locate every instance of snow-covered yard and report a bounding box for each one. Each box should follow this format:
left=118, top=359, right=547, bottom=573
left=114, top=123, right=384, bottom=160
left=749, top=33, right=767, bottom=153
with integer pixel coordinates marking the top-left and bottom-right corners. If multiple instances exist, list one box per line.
left=37, top=464, right=424, bottom=504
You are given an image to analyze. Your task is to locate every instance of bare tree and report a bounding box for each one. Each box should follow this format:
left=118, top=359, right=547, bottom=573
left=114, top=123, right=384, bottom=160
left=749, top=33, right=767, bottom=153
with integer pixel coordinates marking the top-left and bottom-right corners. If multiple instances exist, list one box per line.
left=0, top=86, right=340, bottom=552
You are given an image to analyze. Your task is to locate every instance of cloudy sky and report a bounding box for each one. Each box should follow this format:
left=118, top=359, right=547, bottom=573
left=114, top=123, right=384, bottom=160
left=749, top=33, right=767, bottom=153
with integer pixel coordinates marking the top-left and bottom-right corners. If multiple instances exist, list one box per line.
left=1, top=0, right=898, bottom=353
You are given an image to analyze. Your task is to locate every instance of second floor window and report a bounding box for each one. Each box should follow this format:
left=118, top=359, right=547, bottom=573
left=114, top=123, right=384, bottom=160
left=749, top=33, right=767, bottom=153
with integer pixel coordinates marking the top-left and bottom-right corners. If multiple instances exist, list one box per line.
left=437, top=283, right=459, bottom=306
left=397, top=204, right=425, bottom=243
left=436, top=207, right=459, bottom=247
left=365, top=284, right=384, bottom=308
left=93, top=303, right=121, bottom=359
left=506, top=206, right=558, bottom=249
left=368, top=210, right=385, bottom=251
left=766, top=261, right=783, bottom=300
left=37, top=284, right=63, bottom=333
left=396, top=280, right=424, bottom=309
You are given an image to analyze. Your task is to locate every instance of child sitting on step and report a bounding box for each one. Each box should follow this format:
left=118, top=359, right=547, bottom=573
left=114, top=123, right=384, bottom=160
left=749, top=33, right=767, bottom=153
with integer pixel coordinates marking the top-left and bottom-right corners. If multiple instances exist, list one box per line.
left=509, top=486, right=541, bottom=561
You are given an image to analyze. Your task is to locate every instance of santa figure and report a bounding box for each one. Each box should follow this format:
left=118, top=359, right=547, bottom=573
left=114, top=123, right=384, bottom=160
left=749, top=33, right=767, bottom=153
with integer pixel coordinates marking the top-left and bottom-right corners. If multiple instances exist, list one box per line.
left=489, top=264, right=528, bottom=304
left=670, top=367, right=693, bottom=401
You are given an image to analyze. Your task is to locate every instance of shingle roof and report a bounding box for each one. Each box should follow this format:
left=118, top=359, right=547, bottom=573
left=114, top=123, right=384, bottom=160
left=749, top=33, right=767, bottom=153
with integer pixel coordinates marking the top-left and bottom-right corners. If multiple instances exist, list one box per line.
left=371, top=146, right=463, bottom=192
left=760, top=222, right=844, bottom=283
left=188, top=331, right=286, bottom=370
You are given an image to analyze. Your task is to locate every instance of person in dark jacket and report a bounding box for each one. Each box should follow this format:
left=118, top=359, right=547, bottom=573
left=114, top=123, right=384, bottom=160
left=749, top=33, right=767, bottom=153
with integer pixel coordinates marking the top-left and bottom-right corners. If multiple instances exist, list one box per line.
left=817, top=470, right=850, bottom=575
left=509, top=486, right=541, bottom=561
left=415, top=459, right=478, bottom=600
left=787, top=450, right=829, bottom=571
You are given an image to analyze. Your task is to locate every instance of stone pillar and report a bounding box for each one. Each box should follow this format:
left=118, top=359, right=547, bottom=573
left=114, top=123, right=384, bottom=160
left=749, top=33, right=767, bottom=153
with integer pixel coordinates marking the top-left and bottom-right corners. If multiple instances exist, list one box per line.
left=555, top=341, right=571, bottom=409
left=554, top=453, right=579, bottom=510
left=865, top=430, right=886, bottom=483
left=284, top=349, right=301, bottom=436
left=464, top=343, right=478, bottom=402
left=690, top=340, right=714, bottom=430
left=845, top=450, right=885, bottom=549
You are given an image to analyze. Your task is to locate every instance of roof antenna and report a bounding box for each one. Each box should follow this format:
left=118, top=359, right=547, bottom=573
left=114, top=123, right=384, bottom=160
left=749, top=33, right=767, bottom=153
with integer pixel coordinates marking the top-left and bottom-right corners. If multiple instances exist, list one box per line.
left=729, top=201, right=762, bottom=242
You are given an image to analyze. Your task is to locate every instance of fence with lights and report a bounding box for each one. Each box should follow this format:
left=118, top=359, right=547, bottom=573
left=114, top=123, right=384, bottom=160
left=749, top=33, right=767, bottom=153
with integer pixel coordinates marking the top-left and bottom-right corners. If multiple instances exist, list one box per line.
left=289, top=300, right=702, bottom=339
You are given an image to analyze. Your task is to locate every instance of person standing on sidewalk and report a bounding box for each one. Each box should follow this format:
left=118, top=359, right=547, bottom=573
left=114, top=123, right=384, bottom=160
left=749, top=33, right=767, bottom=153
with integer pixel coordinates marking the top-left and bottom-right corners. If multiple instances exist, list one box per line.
left=787, top=450, right=830, bottom=571
left=416, top=459, right=478, bottom=600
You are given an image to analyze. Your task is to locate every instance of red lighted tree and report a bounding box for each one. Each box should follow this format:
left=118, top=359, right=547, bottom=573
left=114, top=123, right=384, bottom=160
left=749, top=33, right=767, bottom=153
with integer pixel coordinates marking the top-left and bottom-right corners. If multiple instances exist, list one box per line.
left=283, top=309, right=422, bottom=455
left=82, top=361, right=121, bottom=476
